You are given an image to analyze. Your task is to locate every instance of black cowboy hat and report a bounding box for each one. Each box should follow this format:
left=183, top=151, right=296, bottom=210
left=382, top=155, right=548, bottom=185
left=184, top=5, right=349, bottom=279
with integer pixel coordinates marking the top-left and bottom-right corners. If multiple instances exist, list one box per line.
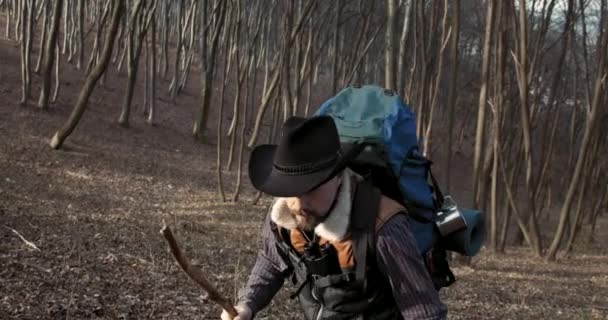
left=248, top=115, right=363, bottom=197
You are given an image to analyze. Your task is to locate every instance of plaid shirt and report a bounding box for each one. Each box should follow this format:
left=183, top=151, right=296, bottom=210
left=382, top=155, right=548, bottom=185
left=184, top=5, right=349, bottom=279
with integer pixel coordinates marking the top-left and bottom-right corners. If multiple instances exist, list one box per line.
left=238, top=212, right=448, bottom=319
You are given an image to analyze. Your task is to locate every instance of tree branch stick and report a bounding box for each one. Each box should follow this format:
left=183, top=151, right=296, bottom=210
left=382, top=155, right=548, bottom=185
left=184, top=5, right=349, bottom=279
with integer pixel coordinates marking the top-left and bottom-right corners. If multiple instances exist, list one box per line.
left=160, top=223, right=237, bottom=318
left=2, top=225, right=41, bottom=251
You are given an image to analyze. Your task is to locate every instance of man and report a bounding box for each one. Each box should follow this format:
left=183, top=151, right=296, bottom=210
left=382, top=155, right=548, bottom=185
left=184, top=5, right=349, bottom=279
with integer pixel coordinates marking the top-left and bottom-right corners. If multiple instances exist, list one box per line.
left=221, top=115, right=447, bottom=320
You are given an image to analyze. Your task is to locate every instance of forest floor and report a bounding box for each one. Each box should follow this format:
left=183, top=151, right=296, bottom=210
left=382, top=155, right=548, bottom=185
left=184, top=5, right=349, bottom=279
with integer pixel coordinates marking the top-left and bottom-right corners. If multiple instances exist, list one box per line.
left=1, top=33, right=608, bottom=320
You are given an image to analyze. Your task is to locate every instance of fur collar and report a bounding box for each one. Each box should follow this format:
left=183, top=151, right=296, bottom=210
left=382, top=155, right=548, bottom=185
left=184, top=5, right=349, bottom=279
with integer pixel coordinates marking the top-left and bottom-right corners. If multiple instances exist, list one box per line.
left=270, top=170, right=354, bottom=242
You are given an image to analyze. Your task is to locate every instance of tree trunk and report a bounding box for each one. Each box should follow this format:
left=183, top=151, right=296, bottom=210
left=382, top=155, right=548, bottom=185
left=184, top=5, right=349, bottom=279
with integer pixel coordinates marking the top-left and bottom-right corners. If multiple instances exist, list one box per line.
left=61, top=0, right=67, bottom=53
left=193, top=0, right=226, bottom=140
left=118, top=0, right=144, bottom=128
left=545, top=22, right=607, bottom=261
left=384, top=0, right=397, bottom=90
left=422, top=0, right=450, bottom=156
left=119, top=0, right=155, bottom=128
left=50, top=0, right=124, bottom=150
left=5, top=0, right=11, bottom=39
left=51, top=41, right=59, bottom=102
left=147, top=16, right=156, bottom=125
left=233, top=49, right=257, bottom=202
left=38, top=0, right=62, bottom=110
left=169, top=0, right=183, bottom=101
left=397, top=0, right=413, bottom=95
left=216, top=15, right=234, bottom=202
left=473, top=0, right=496, bottom=206
left=562, top=157, right=595, bottom=254
left=587, top=185, right=607, bottom=244
left=76, top=0, right=83, bottom=69
left=19, top=0, right=33, bottom=106
left=331, top=0, right=342, bottom=93
left=444, top=0, right=459, bottom=192
left=34, top=0, right=47, bottom=74
left=514, top=0, right=543, bottom=256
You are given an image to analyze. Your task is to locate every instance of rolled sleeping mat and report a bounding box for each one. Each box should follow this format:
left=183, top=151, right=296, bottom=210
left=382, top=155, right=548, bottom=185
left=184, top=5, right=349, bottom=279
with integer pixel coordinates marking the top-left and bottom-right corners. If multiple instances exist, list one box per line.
left=441, top=208, right=486, bottom=256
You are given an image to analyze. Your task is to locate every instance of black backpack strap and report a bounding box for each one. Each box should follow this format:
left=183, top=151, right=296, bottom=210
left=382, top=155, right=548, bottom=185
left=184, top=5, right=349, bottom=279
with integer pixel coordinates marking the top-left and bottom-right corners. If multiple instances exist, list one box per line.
left=350, top=180, right=381, bottom=290
left=427, top=165, right=445, bottom=209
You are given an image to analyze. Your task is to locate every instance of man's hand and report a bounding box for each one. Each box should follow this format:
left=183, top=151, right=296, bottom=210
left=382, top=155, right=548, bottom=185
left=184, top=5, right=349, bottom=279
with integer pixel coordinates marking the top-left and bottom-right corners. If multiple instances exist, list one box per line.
left=220, top=303, right=252, bottom=320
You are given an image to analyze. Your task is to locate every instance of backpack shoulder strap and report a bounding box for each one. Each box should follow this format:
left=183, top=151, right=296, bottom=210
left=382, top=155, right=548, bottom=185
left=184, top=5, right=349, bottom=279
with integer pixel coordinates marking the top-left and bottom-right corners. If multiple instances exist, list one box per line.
left=350, top=179, right=381, bottom=289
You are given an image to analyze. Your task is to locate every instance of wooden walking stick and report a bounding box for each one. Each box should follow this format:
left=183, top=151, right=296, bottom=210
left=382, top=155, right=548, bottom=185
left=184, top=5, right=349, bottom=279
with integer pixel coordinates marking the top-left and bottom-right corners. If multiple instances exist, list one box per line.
left=160, top=222, right=238, bottom=318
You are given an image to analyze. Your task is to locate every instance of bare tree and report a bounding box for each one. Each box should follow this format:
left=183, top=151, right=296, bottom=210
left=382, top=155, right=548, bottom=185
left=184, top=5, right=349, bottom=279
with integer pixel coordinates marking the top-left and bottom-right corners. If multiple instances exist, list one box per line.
left=19, top=0, right=35, bottom=106
left=193, top=0, right=227, bottom=140
left=384, top=0, right=397, bottom=90
left=168, top=0, right=183, bottom=101
left=545, top=23, right=607, bottom=260
left=472, top=0, right=496, bottom=206
left=117, top=0, right=156, bottom=128
left=50, top=0, right=124, bottom=149
left=37, top=0, right=62, bottom=110
left=146, top=14, right=157, bottom=124
left=34, top=0, right=48, bottom=74
left=247, top=0, right=316, bottom=148
left=444, top=0, right=459, bottom=192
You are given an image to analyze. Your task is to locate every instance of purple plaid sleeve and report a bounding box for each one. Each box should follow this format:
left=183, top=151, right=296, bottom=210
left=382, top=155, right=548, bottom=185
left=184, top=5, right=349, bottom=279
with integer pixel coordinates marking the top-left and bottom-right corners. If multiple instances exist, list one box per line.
left=376, top=214, right=448, bottom=319
left=238, top=213, right=292, bottom=315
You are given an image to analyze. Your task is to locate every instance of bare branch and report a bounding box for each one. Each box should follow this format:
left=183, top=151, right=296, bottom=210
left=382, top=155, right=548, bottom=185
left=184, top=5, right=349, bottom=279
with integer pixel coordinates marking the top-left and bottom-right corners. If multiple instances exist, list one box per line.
left=2, top=225, right=41, bottom=251
left=160, top=223, right=237, bottom=318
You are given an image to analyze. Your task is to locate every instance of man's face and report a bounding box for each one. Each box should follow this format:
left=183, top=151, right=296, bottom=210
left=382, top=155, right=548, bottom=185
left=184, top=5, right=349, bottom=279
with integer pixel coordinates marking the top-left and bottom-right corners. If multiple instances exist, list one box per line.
left=286, top=175, right=342, bottom=231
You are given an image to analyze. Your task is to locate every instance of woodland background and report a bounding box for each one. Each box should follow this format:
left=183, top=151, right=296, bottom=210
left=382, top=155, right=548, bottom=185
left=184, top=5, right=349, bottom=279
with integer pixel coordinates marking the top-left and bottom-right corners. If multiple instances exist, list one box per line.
left=0, top=0, right=607, bottom=319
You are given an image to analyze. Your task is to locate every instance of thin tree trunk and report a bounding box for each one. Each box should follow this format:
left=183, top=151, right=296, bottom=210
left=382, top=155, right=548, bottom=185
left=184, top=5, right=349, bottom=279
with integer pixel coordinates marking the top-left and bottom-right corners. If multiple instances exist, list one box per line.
left=77, top=0, right=83, bottom=69
left=226, top=1, right=242, bottom=171
left=193, top=0, right=226, bottom=140
left=19, top=0, right=33, bottom=106
left=169, top=0, right=183, bottom=101
left=119, top=0, right=144, bottom=128
left=397, top=0, right=413, bottom=95
left=514, top=0, right=542, bottom=256
left=562, top=160, right=594, bottom=254
left=61, top=0, right=67, bottom=53
left=422, top=0, right=450, bottom=156
left=545, top=23, right=607, bottom=261
left=178, top=0, right=198, bottom=92
left=331, top=0, right=342, bottom=93
left=67, top=0, right=76, bottom=63
left=304, top=21, right=313, bottom=116
left=216, top=17, right=233, bottom=202
left=34, top=0, right=47, bottom=74
left=160, top=0, right=168, bottom=79
left=588, top=185, right=607, bottom=244
left=385, top=0, right=397, bottom=90
left=489, top=104, right=500, bottom=251
left=38, top=0, right=62, bottom=110
left=233, top=50, right=256, bottom=202
left=147, top=16, right=156, bottom=125
left=50, top=0, right=124, bottom=150
left=444, top=0, right=459, bottom=192
left=473, top=0, right=496, bottom=206
left=119, top=0, right=155, bottom=128
left=5, top=0, right=11, bottom=40
left=51, top=41, right=59, bottom=102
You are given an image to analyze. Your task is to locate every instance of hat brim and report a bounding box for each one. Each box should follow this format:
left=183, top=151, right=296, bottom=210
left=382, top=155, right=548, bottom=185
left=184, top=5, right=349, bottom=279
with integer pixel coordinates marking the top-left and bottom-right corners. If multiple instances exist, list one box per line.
left=248, top=144, right=341, bottom=197
left=249, top=142, right=369, bottom=198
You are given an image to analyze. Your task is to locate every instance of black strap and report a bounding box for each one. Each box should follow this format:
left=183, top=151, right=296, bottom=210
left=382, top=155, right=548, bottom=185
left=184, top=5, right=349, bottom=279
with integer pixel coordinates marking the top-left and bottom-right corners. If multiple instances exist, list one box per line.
left=350, top=180, right=381, bottom=290
left=427, top=166, right=444, bottom=208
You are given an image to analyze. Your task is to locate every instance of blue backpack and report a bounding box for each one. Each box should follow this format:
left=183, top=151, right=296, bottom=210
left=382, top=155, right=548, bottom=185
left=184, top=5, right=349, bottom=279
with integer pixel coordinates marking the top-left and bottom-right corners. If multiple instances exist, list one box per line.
left=315, top=85, right=485, bottom=288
